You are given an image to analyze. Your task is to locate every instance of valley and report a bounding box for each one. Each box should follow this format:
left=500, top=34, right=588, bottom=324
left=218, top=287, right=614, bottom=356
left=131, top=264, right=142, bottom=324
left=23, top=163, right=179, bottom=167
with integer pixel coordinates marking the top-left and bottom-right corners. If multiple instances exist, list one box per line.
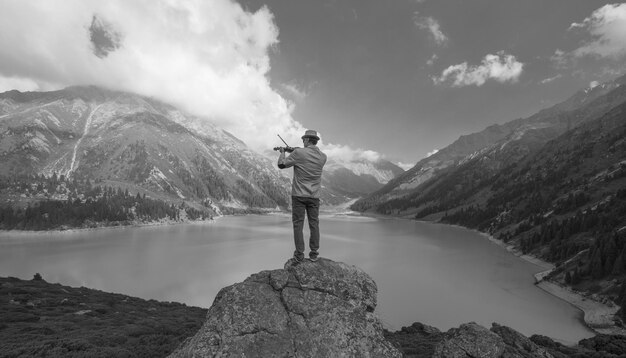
left=352, top=74, right=626, bottom=328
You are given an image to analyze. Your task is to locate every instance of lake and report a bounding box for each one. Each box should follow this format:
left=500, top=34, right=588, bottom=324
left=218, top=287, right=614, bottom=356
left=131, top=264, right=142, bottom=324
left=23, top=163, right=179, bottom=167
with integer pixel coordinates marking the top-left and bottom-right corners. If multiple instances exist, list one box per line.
left=0, top=214, right=593, bottom=344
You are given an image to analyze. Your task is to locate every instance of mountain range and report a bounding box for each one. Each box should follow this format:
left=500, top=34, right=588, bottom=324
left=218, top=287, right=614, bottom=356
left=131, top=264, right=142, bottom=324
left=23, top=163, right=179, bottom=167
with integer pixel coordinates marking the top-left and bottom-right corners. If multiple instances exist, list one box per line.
left=0, top=86, right=403, bottom=215
left=352, top=75, right=626, bottom=215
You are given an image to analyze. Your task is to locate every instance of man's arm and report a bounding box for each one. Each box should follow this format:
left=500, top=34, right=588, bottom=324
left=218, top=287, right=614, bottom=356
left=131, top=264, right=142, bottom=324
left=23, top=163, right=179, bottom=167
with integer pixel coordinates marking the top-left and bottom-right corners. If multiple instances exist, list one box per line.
left=277, top=149, right=298, bottom=169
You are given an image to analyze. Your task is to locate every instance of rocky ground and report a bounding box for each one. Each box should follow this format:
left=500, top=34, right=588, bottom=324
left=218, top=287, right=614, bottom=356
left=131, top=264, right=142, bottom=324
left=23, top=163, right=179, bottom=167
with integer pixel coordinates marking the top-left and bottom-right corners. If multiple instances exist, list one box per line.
left=3, top=262, right=626, bottom=357
left=385, top=321, right=626, bottom=358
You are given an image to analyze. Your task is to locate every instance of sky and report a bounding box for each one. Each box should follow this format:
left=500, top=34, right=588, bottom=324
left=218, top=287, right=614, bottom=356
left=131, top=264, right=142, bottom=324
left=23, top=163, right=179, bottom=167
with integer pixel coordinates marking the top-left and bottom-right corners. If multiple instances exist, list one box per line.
left=1, top=1, right=625, bottom=168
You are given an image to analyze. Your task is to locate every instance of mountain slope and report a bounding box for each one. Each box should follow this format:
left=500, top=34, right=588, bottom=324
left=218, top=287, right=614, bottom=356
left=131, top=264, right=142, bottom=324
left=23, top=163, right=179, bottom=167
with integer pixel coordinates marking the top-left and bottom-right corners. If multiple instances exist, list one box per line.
left=0, top=86, right=291, bottom=212
left=321, top=158, right=404, bottom=204
left=352, top=74, right=626, bottom=213
left=351, top=73, right=626, bottom=317
left=436, top=98, right=626, bottom=312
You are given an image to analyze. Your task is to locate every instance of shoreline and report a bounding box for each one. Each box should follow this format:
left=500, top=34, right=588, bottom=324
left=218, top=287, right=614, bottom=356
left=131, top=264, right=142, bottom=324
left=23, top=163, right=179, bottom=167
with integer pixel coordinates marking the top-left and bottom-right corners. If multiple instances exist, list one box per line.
left=0, top=216, right=219, bottom=238
left=481, top=233, right=626, bottom=336
left=535, top=280, right=625, bottom=336
left=0, top=208, right=291, bottom=237
left=439, top=220, right=626, bottom=337
left=360, top=211, right=626, bottom=337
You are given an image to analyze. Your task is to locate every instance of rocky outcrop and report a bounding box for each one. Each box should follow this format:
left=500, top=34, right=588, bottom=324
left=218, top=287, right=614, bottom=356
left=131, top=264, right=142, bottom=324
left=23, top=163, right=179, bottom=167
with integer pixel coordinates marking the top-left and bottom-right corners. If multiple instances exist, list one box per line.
left=531, top=333, right=626, bottom=357
left=387, top=322, right=556, bottom=358
left=169, top=258, right=401, bottom=358
left=388, top=319, right=626, bottom=357
left=578, top=334, right=626, bottom=356
left=490, top=323, right=553, bottom=358
left=384, top=322, right=444, bottom=357
left=432, top=322, right=507, bottom=358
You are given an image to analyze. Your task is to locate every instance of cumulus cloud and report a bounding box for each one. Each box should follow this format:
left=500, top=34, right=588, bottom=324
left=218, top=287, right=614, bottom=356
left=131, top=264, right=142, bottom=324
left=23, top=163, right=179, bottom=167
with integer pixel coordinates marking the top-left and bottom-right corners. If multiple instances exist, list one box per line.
left=322, top=143, right=381, bottom=164
left=414, top=12, right=448, bottom=46
left=278, top=82, right=308, bottom=102
left=569, top=3, right=626, bottom=59
left=540, top=74, right=562, bottom=84
left=0, top=76, right=50, bottom=93
left=0, top=0, right=379, bottom=164
left=433, top=52, right=523, bottom=87
left=396, top=162, right=414, bottom=171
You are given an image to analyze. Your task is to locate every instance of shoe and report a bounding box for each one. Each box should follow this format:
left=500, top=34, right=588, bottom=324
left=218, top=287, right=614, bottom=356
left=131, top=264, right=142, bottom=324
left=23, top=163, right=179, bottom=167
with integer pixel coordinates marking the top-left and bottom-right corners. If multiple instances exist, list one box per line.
left=289, top=257, right=304, bottom=266
left=308, top=256, right=319, bottom=262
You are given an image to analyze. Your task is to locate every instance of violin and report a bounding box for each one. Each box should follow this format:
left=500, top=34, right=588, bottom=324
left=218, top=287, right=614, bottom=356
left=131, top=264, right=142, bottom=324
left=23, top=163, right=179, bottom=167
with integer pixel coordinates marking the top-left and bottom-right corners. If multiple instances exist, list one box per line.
left=273, top=146, right=298, bottom=153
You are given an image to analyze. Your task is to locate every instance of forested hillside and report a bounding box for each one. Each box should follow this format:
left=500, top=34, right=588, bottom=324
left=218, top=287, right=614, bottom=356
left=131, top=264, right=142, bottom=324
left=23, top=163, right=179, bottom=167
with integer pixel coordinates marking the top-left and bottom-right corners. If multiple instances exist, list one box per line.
left=352, top=76, right=626, bottom=213
left=436, top=100, right=626, bottom=314
left=0, top=174, right=211, bottom=230
left=352, top=75, right=626, bottom=318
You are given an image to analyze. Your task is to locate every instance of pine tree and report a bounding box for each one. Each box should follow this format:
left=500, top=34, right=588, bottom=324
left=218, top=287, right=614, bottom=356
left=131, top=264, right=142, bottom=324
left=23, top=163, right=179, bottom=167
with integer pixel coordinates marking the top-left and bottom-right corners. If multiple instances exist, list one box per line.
left=565, top=271, right=572, bottom=284
left=619, top=281, right=626, bottom=320
left=614, top=247, right=626, bottom=275
left=590, top=249, right=604, bottom=279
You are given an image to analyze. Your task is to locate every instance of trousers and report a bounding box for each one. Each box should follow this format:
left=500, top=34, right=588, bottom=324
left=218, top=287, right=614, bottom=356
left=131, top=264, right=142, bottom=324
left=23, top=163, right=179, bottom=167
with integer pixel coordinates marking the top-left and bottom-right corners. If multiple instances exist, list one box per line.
left=292, top=196, right=320, bottom=260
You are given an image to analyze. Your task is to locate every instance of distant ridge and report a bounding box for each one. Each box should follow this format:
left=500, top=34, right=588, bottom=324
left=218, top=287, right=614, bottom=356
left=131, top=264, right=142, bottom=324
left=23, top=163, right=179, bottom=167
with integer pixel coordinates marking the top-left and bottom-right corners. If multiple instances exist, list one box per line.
left=352, top=73, right=626, bottom=213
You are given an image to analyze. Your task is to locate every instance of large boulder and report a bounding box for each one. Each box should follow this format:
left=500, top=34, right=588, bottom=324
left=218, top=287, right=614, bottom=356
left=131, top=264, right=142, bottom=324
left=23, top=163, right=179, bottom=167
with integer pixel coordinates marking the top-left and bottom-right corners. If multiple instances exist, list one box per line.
left=490, top=323, right=554, bottom=358
left=429, top=322, right=556, bottom=358
left=432, top=322, right=506, bottom=358
left=384, top=322, right=444, bottom=357
left=169, top=258, right=402, bottom=358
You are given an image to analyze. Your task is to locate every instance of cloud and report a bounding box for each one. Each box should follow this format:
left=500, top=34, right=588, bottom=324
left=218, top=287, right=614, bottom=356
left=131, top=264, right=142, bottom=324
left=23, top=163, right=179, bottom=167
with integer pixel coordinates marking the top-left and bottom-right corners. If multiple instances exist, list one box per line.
left=0, top=0, right=381, bottom=164
left=396, top=162, right=414, bottom=171
left=0, top=76, right=48, bottom=93
left=569, top=3, right=626, bottom=59
left=540, top=74, right=562, bottom=84
left=278, top=82, right=308, bottom=102
left=89, top=14, right=122, bottom=58
left=550, top=49, right=569, bottom=69
left=426, top=54, right=438, bottom=66
left=322, top=143, right=382, bottom=164
left=413, top=13, right=448, bottom=46
left=426, top=149, right=439, bottom=157
left=433, top=52, right=524, bottom=87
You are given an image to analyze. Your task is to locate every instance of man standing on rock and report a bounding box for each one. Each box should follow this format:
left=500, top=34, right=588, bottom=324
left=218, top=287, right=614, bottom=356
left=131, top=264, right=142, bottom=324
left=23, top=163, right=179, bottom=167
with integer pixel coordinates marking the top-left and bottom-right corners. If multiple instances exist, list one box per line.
left=277, top=129, right=327, bottom=263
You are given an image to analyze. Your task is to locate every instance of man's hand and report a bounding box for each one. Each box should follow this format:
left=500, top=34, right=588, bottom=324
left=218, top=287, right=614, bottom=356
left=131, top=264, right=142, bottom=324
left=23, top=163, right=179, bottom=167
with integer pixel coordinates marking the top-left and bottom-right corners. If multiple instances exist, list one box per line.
left=279, top=147, right=285, bottom=153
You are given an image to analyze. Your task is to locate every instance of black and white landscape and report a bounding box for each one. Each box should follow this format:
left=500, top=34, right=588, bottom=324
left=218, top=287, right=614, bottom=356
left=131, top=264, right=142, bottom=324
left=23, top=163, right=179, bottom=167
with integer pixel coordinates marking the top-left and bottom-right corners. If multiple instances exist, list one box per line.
left=1, top=1, right=626, bottom=357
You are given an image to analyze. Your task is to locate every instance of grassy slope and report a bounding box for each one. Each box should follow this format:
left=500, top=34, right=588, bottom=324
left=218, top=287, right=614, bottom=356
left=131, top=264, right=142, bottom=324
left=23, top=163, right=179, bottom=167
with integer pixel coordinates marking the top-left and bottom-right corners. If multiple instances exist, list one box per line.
left=0, top=276, right=207, bottom=358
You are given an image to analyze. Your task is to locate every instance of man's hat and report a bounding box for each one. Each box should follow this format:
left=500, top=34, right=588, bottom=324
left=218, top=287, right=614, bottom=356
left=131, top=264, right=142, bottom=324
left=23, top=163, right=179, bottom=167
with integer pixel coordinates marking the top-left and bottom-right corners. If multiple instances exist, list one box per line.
left=302, top=129, right=320, bottom=140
